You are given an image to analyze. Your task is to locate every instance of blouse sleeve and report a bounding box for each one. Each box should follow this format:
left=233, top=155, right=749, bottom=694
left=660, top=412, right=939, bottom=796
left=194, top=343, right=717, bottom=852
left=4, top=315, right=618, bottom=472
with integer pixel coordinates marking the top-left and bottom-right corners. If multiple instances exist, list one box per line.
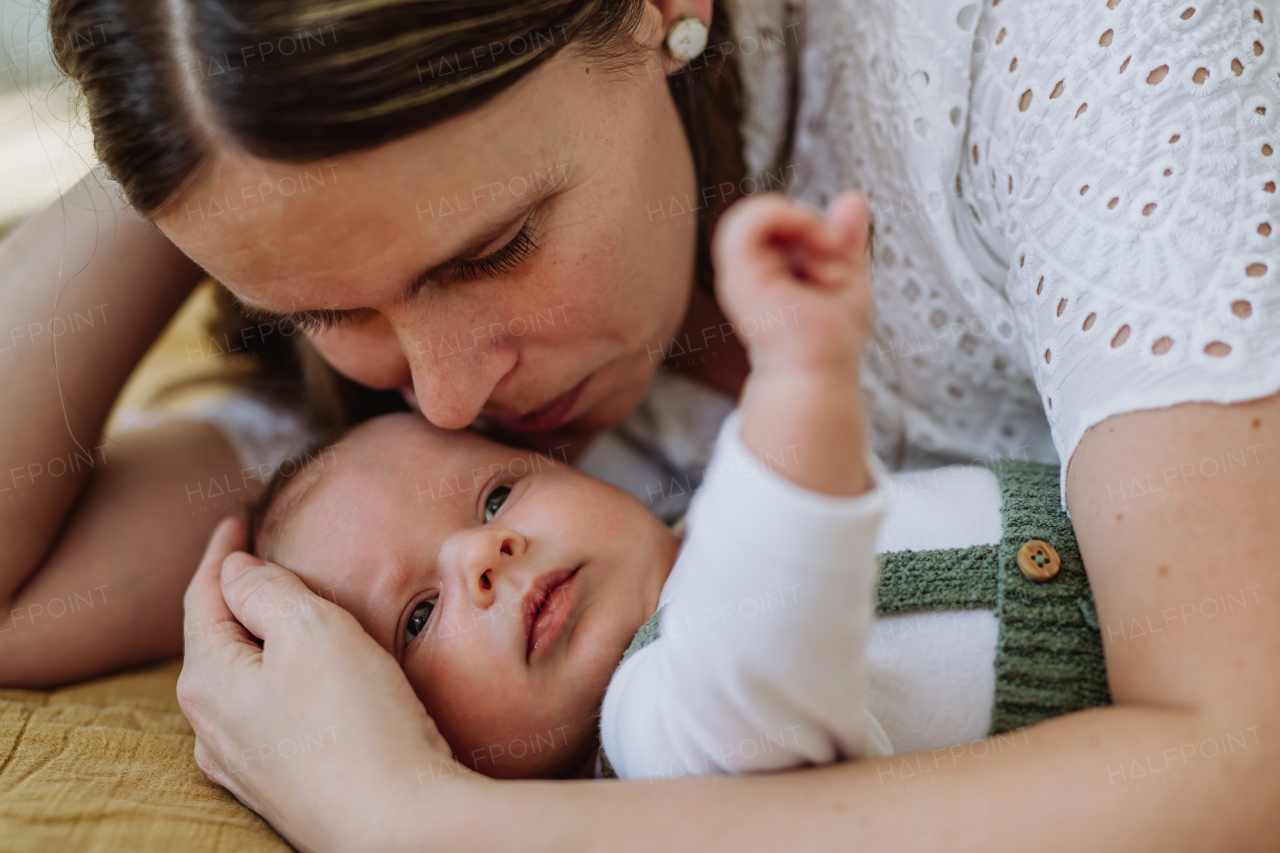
left=109, top=392, right=317, bottom=475
left=959, top=0, right=1280, bottom=494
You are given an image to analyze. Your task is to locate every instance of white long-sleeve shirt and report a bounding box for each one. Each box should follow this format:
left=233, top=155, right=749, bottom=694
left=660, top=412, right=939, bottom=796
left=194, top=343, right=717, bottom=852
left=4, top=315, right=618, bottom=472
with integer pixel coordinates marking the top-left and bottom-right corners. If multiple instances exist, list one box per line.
left=599, top=412, right=888, bottom=777
left=599, top=411, right=1017, bottom=778
left=583, top=378, right=1007, bottom=773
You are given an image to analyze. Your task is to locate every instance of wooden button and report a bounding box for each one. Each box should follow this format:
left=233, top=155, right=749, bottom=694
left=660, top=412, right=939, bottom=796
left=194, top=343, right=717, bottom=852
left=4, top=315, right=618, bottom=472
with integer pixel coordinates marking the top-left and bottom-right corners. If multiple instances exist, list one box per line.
left=1016, top=540, right=1061, bottom=581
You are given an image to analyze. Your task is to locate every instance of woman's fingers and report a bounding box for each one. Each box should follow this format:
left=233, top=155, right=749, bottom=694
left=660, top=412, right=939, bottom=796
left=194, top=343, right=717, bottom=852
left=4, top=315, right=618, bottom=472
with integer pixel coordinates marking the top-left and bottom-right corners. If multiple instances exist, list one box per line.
left=218, top=552, right=329, bottom=645
left=182, top=517, right=255, bottom=653
left=178, top=533, right=472, bottom=851
left=178, top=519, right=272, bottom=814
left=215, top=548, right=455, bottom=765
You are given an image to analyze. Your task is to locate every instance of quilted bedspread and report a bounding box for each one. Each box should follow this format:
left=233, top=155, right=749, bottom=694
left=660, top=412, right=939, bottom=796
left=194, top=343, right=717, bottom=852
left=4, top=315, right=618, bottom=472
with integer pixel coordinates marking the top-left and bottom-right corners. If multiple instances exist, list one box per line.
left=0, top=657, right=290, bottom=852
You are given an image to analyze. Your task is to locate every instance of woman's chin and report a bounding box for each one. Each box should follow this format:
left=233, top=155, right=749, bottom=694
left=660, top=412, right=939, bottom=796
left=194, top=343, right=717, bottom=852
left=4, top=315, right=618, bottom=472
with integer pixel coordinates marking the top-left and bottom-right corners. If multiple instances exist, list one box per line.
left=574, top=354, right=660, bottom=429
left=563, top=376, right=653, bottom=437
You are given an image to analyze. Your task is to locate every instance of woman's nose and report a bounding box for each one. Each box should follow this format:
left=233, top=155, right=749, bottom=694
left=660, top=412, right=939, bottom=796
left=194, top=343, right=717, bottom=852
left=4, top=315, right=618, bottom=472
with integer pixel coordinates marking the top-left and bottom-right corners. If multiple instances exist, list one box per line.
left=402, top=326, right=519, bottom=430
left=440, top=528, right=528, bottom=607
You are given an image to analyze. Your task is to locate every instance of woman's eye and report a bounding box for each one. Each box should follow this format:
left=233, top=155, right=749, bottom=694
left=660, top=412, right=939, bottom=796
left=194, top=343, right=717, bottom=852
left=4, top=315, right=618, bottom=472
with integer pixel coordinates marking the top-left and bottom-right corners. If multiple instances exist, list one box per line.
left=484, top=485, right=512, bottom=522
left=405, top=597, right=438, bottom=643
left=447, top=223, right=538, bottom=283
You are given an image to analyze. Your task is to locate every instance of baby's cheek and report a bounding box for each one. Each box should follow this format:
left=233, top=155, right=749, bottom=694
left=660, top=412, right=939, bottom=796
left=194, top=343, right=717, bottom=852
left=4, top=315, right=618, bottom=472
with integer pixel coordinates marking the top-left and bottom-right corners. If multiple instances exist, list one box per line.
left=403, top=647, right=473, bottom=742
left=404, top=667, right=434, bottom=710
left=405, top=644, right=532, bottom=769
left=444, top=694, right=596, bottom=778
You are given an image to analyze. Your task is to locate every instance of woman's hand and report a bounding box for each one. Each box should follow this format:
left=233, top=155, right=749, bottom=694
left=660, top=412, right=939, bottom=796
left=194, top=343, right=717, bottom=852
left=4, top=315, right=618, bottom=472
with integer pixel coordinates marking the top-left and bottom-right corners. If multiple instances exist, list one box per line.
left=179, top=518, right=478, bottom=853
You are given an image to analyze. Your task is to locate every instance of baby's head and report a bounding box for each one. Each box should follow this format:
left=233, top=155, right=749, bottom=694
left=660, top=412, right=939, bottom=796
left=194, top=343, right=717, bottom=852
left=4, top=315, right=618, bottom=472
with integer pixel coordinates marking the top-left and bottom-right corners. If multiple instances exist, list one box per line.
left=249, top=413, right=677, bottom=778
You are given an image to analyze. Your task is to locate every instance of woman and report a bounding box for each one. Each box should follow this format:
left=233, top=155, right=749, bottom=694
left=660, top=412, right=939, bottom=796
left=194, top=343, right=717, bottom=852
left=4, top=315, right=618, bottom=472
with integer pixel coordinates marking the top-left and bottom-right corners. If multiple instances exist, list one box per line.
left=2, top=0, right=1277, bottom=849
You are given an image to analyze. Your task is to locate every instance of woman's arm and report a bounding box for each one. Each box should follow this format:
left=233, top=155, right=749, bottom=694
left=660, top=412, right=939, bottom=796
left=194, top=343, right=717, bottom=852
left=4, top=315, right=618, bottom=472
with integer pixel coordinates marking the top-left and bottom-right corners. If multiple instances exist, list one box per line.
left=0, top=168, right=260, bottom=685
left=183, top=392, right=1279, bottom=852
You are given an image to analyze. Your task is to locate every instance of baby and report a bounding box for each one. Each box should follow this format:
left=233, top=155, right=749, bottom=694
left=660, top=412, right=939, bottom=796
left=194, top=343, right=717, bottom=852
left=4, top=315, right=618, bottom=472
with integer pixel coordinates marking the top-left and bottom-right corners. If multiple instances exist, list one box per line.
left=248, top=193, right=957, bottom=779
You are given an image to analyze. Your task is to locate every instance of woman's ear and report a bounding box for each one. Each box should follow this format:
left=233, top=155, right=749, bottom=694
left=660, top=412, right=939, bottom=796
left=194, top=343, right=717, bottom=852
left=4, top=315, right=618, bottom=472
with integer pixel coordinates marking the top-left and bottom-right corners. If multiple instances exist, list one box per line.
left=645, top=0, right=715, bottom=76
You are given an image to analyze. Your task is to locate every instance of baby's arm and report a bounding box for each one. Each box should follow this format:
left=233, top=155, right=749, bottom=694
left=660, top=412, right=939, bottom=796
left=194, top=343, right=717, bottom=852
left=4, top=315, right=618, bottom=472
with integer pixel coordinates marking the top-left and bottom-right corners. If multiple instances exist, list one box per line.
left=600, top=410, right=888, bottom=777
left=713, top=192, right=874, bottom=497
left=599, top=193, right=888, bottom=778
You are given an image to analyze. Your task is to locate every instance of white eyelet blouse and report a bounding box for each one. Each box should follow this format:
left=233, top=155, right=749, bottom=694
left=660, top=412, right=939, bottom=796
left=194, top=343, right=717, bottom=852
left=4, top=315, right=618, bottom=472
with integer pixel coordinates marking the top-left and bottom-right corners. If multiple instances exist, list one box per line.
left=727, top=0, right=1280, bottom=500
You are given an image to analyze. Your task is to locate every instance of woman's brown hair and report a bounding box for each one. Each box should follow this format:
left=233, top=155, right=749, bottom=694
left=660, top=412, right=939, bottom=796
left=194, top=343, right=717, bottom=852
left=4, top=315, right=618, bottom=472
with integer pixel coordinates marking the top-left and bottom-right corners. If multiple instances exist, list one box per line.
left=50, top=0, right=745, bottom=433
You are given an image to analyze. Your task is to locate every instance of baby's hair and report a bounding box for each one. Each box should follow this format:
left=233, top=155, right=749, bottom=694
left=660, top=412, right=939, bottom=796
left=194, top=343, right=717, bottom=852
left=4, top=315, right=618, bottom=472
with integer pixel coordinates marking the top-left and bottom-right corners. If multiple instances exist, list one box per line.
left=247, top=433, right=346, bottom=563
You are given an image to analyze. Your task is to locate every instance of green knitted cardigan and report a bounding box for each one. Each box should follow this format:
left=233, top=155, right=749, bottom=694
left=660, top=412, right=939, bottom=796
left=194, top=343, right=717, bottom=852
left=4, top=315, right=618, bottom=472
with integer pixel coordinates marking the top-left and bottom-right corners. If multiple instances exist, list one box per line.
left=599, top=461, right=1111, bottom=777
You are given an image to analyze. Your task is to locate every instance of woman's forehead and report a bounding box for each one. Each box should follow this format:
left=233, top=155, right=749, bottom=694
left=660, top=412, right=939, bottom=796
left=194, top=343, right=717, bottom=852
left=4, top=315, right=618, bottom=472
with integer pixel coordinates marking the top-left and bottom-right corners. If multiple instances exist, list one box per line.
left=155, top=53, right=586, bottom=310
left=162, top=152, right=561, bottom=314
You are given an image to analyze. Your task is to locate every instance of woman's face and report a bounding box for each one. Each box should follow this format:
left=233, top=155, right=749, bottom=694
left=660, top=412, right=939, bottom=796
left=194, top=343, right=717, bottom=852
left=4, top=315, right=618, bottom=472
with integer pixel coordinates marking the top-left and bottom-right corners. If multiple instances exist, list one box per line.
left=156, top=10, right=698, bottom=439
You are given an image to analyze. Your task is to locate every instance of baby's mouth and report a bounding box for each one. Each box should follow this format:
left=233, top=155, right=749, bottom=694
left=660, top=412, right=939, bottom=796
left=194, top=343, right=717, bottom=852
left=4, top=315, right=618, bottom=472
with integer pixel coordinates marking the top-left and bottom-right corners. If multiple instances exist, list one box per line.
left=524, top=567, right=581, bottom=664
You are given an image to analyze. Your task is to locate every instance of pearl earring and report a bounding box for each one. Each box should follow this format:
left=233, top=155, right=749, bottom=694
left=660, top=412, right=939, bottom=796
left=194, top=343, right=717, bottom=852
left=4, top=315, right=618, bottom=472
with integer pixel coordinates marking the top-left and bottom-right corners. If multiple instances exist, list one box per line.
left=665, top=16, right=709, bottom=63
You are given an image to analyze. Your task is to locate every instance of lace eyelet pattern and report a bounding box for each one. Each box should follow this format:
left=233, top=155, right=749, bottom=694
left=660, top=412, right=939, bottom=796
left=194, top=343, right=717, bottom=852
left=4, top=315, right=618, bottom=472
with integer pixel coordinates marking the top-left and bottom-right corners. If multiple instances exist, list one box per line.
left=727, top=0, right=1280, bottom=494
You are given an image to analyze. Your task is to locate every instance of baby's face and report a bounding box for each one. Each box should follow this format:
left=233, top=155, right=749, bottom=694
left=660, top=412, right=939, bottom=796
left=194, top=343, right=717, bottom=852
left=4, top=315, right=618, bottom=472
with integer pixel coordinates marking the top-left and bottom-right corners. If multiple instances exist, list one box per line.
left=269, top=414, right=677, bottom=778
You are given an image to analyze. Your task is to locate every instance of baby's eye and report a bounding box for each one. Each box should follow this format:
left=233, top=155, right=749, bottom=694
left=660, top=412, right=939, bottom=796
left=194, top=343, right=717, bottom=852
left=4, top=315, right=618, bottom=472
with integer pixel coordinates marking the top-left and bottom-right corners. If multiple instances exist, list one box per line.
left=484, top=485, right=512, bottom=522
left=405, top=596, right=438, bottom=643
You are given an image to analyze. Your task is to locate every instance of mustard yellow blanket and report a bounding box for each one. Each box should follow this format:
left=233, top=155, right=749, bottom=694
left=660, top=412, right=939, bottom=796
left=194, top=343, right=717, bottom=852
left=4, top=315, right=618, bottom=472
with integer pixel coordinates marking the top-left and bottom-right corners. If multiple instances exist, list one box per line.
left=0, top=658, right=290, bottom=852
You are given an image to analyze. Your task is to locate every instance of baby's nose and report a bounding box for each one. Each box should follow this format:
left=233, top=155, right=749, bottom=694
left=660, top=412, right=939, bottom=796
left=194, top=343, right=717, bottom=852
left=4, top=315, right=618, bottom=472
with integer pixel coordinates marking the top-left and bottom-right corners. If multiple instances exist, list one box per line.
left=445, top=528, right=528, bottom=606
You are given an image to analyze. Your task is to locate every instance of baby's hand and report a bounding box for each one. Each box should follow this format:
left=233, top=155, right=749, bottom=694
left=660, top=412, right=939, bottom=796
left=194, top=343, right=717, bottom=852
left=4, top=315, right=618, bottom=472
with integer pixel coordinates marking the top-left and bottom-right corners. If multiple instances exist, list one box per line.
left=712, top=191, right=873, bottom=376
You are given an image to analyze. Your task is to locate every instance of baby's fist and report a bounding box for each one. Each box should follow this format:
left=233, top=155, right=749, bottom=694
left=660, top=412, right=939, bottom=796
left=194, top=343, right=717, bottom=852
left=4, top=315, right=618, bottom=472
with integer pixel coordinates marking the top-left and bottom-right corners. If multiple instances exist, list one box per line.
left=712, top=191, right=873, bottom=374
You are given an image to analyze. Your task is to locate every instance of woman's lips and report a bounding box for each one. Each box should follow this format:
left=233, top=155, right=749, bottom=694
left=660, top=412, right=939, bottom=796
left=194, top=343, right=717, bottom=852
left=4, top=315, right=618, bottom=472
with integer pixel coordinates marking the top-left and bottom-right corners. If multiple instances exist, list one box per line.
left=525, top=568, right=580, bottom=664
left=492, top=376, right=590, bottom=433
